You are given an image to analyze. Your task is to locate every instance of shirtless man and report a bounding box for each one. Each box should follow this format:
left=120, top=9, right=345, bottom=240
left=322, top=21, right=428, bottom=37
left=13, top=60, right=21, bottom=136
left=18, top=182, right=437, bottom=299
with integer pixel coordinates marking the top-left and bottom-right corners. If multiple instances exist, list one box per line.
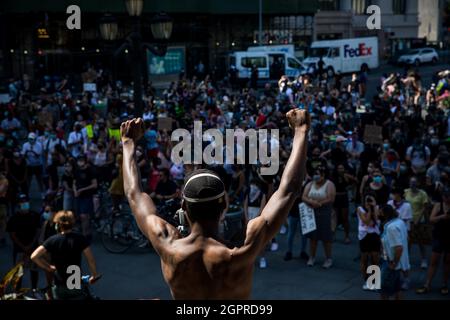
left=121, top=109, right=310, bottom=300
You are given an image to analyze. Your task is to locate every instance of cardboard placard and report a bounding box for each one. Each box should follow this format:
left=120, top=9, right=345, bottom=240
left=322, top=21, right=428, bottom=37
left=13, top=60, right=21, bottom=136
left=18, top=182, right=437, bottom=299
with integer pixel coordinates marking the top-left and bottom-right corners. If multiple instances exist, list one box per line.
left=364, top=125, right=383, bottom=145
left=83, top=83, right=97, bottom=92
left=158, top=117, right=173, bottom=131
left=299, top=202, right=317, bottom=235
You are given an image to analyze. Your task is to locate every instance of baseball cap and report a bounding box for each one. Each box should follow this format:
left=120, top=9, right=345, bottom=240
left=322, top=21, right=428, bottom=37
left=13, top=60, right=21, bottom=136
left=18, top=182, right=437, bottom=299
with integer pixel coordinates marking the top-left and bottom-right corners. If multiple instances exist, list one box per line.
left=28, top=133, right=36, bottom=140
left=183, top=170, right=225, bottom=203
left=18, top=194, right=28, bottom=202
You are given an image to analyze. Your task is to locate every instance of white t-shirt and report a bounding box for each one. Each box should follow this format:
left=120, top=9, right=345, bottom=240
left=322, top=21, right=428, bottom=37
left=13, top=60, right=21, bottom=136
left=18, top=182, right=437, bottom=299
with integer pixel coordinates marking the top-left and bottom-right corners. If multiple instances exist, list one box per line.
left=21, top=141, right=43, bottom=166
left=357, top=206, right=380, bottom=241
left=68, top=131, right=84, bottom=158
left=388, top=200, right=413, bottom=231
left=45, top=138, right=67, bottom=165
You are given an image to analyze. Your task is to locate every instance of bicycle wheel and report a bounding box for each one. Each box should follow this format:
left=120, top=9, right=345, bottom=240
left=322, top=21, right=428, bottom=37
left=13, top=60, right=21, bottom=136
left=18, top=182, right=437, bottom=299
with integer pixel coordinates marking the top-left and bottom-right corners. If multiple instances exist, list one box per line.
left=100, top=215, right=136, bottom=254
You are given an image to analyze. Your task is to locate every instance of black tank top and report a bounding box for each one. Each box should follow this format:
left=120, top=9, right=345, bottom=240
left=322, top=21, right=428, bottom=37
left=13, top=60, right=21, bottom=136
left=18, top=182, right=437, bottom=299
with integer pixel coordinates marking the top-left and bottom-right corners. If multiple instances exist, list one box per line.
left=433, top=203, right=450, bottom=241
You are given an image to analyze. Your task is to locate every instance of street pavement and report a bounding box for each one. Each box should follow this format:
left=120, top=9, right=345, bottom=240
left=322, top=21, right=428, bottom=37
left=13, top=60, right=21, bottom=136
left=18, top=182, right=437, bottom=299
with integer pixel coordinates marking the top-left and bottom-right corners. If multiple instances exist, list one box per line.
left=1, top=62, right=450, bottom=300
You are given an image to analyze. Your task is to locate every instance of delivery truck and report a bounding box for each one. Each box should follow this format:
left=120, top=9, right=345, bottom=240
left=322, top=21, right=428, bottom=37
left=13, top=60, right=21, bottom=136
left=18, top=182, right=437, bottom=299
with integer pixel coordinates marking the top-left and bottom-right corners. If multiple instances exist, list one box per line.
left=303, top=37, right=379, bottom=76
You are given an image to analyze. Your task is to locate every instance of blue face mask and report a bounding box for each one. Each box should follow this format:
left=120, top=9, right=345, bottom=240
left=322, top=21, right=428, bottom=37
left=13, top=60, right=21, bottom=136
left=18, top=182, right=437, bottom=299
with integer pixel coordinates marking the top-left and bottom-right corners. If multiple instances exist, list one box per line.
left=373, top=176, right=383, bottom=184
left=42, top=211, right=51, bottom=221
left=20, top=202, right=30, bottom=211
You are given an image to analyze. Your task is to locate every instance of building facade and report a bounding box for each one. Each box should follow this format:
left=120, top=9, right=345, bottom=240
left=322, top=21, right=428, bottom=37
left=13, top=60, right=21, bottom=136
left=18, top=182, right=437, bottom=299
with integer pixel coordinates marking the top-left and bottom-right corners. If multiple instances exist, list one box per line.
left=0, top=0, right=445, bottom=83
left=314, top=0, right=444, bottom=58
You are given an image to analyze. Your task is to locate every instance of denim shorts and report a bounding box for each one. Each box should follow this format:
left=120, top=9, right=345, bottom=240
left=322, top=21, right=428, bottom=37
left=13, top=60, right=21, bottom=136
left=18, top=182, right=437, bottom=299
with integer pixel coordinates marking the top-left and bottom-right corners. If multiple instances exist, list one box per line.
left=76, top=197, right=94, bottom=216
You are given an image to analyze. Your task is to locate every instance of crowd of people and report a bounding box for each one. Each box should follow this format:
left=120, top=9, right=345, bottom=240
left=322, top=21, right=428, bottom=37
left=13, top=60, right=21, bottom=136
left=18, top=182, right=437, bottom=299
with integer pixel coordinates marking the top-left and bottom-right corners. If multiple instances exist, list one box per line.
left=0, top=59, right=450, bottom=300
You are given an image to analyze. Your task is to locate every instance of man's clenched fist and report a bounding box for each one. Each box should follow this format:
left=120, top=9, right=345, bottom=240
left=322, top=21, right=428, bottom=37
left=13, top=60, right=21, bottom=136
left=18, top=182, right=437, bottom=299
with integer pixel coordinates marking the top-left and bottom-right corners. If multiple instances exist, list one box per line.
left=121, top=118, right=145, bottom=143
left=287, top=109, right=311, bottom=131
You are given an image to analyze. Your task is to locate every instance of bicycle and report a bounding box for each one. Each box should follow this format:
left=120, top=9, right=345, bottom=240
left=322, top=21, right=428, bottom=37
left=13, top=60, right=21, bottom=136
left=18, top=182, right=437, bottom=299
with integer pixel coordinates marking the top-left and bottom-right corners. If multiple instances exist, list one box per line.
left=0, top=263, right=100, bottom=300
left=100, top=199, right=182, bottom=254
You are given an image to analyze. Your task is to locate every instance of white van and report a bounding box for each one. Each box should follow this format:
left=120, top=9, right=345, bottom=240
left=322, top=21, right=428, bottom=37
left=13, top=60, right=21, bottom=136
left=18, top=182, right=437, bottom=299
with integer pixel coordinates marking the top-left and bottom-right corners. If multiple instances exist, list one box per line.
left=303, top=37, right=379, bottom=76
left=229, top=50, right=306, bottom=81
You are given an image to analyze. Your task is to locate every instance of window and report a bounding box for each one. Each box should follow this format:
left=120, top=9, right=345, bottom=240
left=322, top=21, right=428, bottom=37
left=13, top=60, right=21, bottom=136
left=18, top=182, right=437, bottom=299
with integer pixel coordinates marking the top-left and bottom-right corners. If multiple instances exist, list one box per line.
left=392, top=0, right=407, bottom=15
left=241, top=57, right=267, bottom=68
left=319, top=0, right=340, bottom=11
left=422, top=49, right=433, bottom=54
left=352, top=0, right=370, bottom=15
left=329, top=47, right=340, bottom=58
left=288, top=58, right=301, bottom=69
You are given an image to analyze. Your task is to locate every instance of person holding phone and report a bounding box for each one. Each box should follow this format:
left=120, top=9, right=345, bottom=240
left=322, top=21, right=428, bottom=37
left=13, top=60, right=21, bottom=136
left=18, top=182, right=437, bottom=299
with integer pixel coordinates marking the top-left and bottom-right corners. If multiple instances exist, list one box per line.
left=357, top=194, right=381, bottom=290
left=31, top=210, right=100, bottom=300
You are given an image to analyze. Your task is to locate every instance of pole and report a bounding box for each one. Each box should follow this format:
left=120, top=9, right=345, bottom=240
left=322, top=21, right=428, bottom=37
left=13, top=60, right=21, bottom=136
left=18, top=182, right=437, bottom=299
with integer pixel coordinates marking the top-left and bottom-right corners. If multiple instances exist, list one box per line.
left=259, top=0, right=263, bottom=45
left=132, top=18, right=143, bottom=116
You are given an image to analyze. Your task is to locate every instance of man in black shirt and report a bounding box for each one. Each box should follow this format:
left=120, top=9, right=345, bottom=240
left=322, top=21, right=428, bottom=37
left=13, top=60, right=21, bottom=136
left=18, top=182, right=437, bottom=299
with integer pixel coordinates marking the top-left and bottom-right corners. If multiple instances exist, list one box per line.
left=6, top=194, right=41, bottom=289
left=152, top=168, right=180, bottom=202
left=31, top=210, right=99, bottom=300
left=73, top=155, right=97, bottom=240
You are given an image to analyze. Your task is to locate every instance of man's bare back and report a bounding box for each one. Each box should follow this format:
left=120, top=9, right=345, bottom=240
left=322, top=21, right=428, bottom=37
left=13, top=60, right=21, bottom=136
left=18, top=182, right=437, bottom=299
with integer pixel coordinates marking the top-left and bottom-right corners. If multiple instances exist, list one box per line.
left=121, top=109, right=310, bottom=300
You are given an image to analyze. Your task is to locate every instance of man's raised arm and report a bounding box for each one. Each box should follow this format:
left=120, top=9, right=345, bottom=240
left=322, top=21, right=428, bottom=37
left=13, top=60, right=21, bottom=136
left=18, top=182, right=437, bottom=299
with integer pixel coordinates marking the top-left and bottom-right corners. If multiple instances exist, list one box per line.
left=243, top=110, right=310, bottom=251
left=121, top=119, right=179, bottom=257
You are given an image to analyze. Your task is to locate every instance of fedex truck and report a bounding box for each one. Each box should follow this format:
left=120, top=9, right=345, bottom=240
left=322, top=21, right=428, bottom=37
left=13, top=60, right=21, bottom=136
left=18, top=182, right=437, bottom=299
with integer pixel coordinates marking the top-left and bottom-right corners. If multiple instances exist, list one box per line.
left=303, top=37, right=379, bottom=76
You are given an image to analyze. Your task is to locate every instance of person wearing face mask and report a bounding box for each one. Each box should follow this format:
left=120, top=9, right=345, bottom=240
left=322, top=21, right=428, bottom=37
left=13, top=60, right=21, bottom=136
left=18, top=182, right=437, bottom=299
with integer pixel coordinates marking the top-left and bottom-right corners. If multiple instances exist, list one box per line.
left=405, top=177, right=431, bottom=270
left=406, top=139, right=431, bottom=175
left=73, top=155, right=98, bottom=241
left=359, top=162, right=376, bottom=202
left=37, top=204, right=57, bottom=298
left=382, top=150, right=400, bottom=188
left=68, top=124, right=85, bottom=158
left=363, top=168, right=390, bottom=207
left=333, top=164, right=357, bottom=244
left=427, top=153, right=449, bottom=185
left=6, top=194, right=41, bottom=291
left=21, top=132, right=44, bottom=196
left=302, top=167, right=336, bottom=269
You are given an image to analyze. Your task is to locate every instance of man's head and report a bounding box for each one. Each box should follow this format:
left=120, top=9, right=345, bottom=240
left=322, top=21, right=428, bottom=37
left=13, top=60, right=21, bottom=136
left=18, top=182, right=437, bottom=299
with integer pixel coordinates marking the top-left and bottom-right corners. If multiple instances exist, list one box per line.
left=181, top=169, right=226, bottom=224
left=28, top=133, right=36, bottom=144
left=391, top=188, right=404, bottom=203
left=17, top=194, right=30, bottom=213
left=53, top=211, right=75, bottom=233
left=159, top=168, right=170, bottom=183
left=76, top=155, right=88, bottom=169
left=380, top=205, right=398, bottom=223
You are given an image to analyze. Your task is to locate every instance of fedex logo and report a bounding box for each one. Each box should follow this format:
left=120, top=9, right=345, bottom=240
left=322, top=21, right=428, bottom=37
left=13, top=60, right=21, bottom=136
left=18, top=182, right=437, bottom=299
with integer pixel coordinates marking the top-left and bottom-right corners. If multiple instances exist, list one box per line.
left=344, top=43, right=373, bottom=58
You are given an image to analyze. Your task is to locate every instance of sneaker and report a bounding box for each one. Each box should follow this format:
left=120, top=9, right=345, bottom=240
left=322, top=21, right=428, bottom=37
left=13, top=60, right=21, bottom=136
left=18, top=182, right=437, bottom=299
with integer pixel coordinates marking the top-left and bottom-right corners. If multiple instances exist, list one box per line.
left=401, top=278, right=410, bottom=291
left=307, top=257, right=315, bottom=267
left=322, top=259, right=333, bottom=269
left=259, top=258, right=267, bottom=269
left=279, top=225, right=287, bottom=235
left=284, top=252, right=293, bottom=261
left=300, top=251, right=309, bottom=261
left=416, top=286, right=430, bottom=294
left=420, top=260, right=428, bottom=270
left=270, top=242, right=279, bottom=252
